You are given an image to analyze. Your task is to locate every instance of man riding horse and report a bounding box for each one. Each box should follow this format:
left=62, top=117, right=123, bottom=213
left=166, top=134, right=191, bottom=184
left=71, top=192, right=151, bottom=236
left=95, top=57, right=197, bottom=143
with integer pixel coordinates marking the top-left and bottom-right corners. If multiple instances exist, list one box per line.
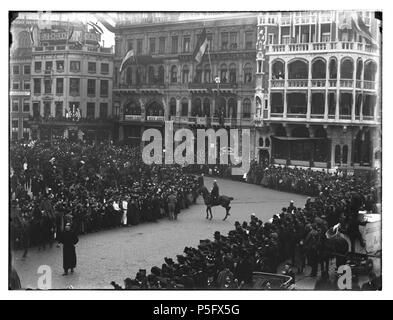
left=199, top=181, right=233, bottom=221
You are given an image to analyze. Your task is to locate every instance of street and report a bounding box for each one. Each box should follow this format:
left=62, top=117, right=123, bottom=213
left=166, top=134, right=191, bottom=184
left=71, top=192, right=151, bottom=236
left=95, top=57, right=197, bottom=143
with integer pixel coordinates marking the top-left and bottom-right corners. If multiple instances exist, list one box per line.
left=12, top=176, right=307, bottom=289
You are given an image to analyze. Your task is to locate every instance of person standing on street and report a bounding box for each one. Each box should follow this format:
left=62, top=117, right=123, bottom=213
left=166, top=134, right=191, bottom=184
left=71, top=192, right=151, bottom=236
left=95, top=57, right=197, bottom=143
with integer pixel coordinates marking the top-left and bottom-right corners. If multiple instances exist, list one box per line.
left=57, top=223, right=79, bottom=276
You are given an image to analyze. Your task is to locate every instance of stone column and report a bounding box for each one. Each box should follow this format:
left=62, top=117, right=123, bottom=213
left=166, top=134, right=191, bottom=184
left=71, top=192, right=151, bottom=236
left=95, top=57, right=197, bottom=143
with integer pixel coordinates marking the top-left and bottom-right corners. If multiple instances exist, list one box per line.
left=335, top=60, right=341, bottom=120
left=237, top=98, right=242, bottom=125
left=307, top=60, right=312, bottom=119
left=176, top=98, right=181, bottom=117
left=351, top=60, right=357, bottom=121
left=324, top=61, right=329, bottom=120
left=119, top=125, right=124, bottom=141
left=188, top=97, right=192, bottom=117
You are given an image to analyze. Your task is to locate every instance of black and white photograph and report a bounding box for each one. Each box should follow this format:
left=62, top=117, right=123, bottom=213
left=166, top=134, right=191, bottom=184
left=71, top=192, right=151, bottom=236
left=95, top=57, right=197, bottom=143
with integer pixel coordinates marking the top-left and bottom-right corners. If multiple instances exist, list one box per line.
left=7, top=6, right=385, bottom=297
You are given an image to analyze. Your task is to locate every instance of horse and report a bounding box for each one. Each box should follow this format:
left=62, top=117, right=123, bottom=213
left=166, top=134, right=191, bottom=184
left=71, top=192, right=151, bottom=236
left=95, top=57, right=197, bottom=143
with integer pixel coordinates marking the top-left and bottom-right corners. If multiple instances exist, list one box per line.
left=199, top=186, right=233, bottom=221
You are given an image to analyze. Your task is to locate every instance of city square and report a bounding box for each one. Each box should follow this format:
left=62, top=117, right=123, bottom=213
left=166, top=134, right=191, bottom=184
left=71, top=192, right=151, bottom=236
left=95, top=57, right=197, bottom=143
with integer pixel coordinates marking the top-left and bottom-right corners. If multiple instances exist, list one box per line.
left=9, top=11, right=382, bottom=291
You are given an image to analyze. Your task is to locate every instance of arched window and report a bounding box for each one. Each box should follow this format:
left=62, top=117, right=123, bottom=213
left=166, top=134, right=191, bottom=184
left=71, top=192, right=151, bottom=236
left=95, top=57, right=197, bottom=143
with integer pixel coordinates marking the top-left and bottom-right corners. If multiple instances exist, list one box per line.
left=148, top=66, right=155, bottom=84
left=242, top=98, right=251, bottom=118
left=158, top=65, right=165, bottom=83
left=203, top=98, right=210, bottom=117
left=356, top=59, right=363, bottom=80
left=192, top=98, right=202, bottom=116
left=182, top=65, right=190, bottom=83
left=136, top=67, right=143, bottom=84
left=220, top=64, right=228, bottom=83
left=342, top=145, right=349, bottom=164
left=216, top=97, right=226, bottom=117
left=288, top=60, right=308, bottom=79
left=311, top=59, right=326, bottom=79
left=259, top=138, right=264, bottom=147
left=272, top=60, right=284, bottom=79
left=194, top=65, right=202, bottom=83
left=340, top=58, right=354, bottom=79
left=329, top=58, right=337, bottom=79
left=169, top=98, right=177, bottom=116
left=124, top=100, right=141, bottom=115
left=244, top=63, right=253, bottom=83
left=204, top=65, right=211, bottom=83
left=364, top=60, right=377, bottom=81
left=181, top=98, right=188, bottom=116
left=171, top=65, right=178, bottom=83
left=335, top=145, right=341, bottom=164
left=126, top=67, right=132, bottom=85
left=146, top=101, right=164, bottom=116
left=228, top=98, right=237, bottom=118
left=265, top=138, right=270, bottom=148
left=229, top=63, right=237, bottom=83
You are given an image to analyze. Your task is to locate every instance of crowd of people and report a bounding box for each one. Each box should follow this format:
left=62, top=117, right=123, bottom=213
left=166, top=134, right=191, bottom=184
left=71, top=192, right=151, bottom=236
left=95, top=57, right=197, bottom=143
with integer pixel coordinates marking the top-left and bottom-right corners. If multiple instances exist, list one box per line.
left=111, top=164, right=381, bottom=290
left=10, top=140, right=200, bottom=257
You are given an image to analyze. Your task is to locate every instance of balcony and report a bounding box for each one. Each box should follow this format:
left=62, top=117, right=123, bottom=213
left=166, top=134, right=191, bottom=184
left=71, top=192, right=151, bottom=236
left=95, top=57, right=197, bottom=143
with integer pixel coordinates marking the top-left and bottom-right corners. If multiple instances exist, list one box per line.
left=340, top=79, right=353, bottom=88
left=124, top=115, right=142, bottom=121
left=311, top=79, right=326, bottom=88
left=293, top=14, right=317, bottom=25
left=287, top=79, right=308, bottom=88
left=270, top=79, right=285, bottom=88
left=364, top=81, right=376, bottom=90
left=146, top=116, right=165, bottom=122
left=267, top=41, right=379, bottom=55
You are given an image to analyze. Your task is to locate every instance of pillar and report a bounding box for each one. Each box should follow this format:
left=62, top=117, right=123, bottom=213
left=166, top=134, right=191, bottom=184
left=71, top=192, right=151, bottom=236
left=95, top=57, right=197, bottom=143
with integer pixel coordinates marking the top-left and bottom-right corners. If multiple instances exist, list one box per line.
left=306, top=60, right=312, bottom=119
left=335, top=58, right=341, bottom=120
left=188, top=97, right=192, bottom=117
left=176, top=98, right=181, bottom=117
left=237, top=98, right=242, bottom=125
left=119, top=125, right=124, bottom=141
left=351, top=60, right=357, bottom=121
left=324, top=61, right=329, bottom=120
left=211, top=98, right=216, bottom=118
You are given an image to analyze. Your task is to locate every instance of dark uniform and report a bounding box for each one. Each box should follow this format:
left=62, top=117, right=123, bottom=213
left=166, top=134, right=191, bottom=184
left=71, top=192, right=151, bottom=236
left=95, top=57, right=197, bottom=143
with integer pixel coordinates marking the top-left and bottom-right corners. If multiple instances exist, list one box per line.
left=211, top=182, right=219, bottom=205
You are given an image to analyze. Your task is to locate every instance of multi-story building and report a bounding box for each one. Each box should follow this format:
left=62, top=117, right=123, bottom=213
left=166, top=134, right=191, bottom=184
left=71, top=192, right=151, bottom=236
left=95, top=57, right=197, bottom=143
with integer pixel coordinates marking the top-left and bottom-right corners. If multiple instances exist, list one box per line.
left=10, top=19, right=35, bottom=141
left=28, top=20, right=115, bottom=142
left=255, top=11, right=381, bottom=170
left=112, top=13, right=258, bottom=156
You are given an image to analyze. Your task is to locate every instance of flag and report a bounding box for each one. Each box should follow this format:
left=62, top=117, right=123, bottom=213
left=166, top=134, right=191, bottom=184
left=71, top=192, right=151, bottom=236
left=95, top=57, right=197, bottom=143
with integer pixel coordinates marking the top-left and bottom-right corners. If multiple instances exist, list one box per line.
left=119, top=49, right=136, bottom=73
left=28, top=25, right=35, bottom=45
left=68, top=26, right=74, bottom=40
left=351, top=12, right=377, bottom=45
left=88, top=21, right=103, bottom=34
left=193, top=28, right=208, bottom=64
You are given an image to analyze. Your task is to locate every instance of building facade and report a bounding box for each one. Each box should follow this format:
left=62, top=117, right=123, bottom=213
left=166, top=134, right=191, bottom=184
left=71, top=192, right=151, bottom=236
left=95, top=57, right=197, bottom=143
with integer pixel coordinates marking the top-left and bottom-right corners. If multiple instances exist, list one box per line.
left=112, top=13, right=259, bottom=159
left=255, top=11, right=381, bottom=170
left=28, top=20, right=115, bottom=142
left=10, top=19, right=35, bottom=141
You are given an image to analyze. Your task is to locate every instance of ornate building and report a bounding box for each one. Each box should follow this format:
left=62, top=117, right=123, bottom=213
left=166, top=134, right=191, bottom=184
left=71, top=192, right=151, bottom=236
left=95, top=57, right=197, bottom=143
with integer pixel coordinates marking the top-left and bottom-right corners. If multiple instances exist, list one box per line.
left=255, top=11, right=381, bottom=170
left=27, top=19, right=115, bottom=142
left=10, top=18, right=35, bottom=141
left=112, top=12, right=259, bottom=157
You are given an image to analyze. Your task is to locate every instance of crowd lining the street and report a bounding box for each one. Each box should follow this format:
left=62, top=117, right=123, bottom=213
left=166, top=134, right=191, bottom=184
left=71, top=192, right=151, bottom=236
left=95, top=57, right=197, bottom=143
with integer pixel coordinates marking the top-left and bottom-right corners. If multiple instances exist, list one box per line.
left=10, top=141, right=381, bottom=290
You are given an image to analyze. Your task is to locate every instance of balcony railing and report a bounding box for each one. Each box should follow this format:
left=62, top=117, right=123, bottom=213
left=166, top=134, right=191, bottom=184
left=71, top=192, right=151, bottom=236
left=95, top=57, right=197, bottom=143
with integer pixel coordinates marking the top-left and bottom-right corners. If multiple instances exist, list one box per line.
left=287, top=79, right=308, bottom=88
left=311, top=79, right=326, bottom=87
left=329, top=80, right=337, bottom=87
left=271, top=79, right=285, bottom=88
left=340, top=79, right=353, bottom=88
left=124, top=114, right=142, bottom=121
left=364, top=81, right=376, bottom=90
left=267, top=41, right=379, bottom=54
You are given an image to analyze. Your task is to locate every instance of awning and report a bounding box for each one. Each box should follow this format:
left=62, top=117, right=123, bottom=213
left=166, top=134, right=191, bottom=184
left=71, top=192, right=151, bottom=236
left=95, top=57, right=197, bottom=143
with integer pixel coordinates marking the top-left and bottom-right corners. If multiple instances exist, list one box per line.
left=271, top=136, right=327, bottom=141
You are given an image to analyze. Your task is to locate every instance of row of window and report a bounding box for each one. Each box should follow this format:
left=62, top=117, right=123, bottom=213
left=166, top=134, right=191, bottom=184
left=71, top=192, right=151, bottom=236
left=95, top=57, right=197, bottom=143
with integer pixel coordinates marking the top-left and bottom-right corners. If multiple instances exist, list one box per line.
left=31, top=101, right=109, bottom=119
left=270, top=92, right=376, bottom=116
left=11, top=118, right=30, bottom=129
left=33, top=61, right=110, bottom=74
left=11, top=99, right=30, bottom=112
left=122, top=63, right=254, bottom=85
left=119, top=31, right=255, bottom=56
left=33, top=78, right=109, bottom=97
left=11, top=80, right=30, bottom=91
left=11, top=65, right=30, bottom=75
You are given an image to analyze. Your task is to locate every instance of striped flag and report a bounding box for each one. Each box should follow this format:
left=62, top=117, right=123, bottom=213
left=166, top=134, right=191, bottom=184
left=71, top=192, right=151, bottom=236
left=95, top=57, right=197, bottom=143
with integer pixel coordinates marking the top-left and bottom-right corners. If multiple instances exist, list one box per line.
left=28, top=25, right=35, bottom=45
left=193, top=28, right=208, bottom=64
left=88, top=21, right=103, bottom=34
left=119, top=49, right=136, bottom=73
left=351, top=12, right=377, bottom=45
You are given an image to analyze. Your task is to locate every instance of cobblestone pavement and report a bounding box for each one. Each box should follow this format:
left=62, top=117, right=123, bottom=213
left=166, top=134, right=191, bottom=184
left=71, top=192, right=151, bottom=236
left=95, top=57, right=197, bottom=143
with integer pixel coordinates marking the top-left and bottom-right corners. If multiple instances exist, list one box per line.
left=11, top=177, right=307, bottom=289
